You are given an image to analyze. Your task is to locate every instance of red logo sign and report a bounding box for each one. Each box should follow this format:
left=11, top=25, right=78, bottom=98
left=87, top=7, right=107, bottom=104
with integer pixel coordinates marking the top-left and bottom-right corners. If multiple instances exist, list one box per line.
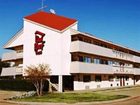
left=34, top=31, right=45, bottom=55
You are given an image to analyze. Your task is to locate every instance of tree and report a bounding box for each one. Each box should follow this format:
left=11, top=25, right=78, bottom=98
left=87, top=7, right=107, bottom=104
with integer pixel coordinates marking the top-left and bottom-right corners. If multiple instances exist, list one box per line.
left=25, top=64, right=51, bottom=96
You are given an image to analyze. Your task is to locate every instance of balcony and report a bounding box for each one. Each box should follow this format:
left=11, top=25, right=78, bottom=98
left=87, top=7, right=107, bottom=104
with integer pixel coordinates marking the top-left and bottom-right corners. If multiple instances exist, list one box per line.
left=70, top=61, right=114, bottom=74
left=70, top=61, right=140, bottom=75
left=113, top=66, right=134, bottom=74
left=134, top=68, right=140, bottom=75
left=2, top=51, right=23, bottom=61
left=70, top=41, right=140, bottom=63
left=70, top=41, right=113, bottom=58
left=133, top=56, right=140, bottom=63
left=1, top=66, right=23, bottom=76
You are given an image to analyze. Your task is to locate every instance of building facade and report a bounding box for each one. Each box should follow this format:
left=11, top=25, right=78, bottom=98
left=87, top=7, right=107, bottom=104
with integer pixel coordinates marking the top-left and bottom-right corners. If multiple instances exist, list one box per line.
left=1, top=11, right=140, bottom=92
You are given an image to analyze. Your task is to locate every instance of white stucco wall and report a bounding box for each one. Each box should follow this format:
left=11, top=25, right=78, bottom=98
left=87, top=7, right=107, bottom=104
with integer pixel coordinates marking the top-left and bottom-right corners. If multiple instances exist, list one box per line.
left=74, top=75, right=135, bottom=90
left=136, top=80, right=140, bottom=85
left=23, top=20, right=77, bottom=76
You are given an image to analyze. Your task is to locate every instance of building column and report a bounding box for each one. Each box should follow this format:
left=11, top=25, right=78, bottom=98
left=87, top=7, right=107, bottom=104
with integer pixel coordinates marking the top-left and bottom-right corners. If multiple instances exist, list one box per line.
left=134, top=76, right=136, bottom=85
left=58, top=75, right=63, bottom=92
left=13, top=75, right=16, bottom=79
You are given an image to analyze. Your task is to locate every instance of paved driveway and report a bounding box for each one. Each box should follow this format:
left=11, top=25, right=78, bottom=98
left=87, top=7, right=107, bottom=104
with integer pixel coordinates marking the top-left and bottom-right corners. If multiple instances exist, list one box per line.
left=90, top=86, right=140, bottom=105
left=0, top=91, right=24, bottom=105
left=97, top=96, right=140, bottom=105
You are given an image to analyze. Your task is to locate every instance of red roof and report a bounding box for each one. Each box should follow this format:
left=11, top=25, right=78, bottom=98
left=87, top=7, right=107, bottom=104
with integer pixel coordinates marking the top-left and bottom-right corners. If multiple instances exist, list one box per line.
left=24, top=11, right=77, bottom=31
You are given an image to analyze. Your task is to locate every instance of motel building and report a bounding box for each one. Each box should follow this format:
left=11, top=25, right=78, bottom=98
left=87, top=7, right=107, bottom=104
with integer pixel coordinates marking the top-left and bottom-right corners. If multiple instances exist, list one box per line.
left=1, top=11, right=140, bottom=92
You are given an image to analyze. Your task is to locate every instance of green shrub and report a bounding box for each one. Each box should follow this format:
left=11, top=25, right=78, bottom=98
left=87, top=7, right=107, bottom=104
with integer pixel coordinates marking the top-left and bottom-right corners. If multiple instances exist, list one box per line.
left=0, top=79, right=49, bottom=91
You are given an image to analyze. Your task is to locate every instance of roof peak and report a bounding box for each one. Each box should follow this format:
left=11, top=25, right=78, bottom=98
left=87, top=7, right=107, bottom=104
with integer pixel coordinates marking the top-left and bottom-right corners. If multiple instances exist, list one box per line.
left=24, top=11, right=77, bottom=32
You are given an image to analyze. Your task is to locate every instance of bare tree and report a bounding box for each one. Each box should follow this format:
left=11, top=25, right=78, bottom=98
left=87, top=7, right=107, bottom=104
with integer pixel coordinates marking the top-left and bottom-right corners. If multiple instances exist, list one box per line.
left=25, top=64, right=51, bottom=96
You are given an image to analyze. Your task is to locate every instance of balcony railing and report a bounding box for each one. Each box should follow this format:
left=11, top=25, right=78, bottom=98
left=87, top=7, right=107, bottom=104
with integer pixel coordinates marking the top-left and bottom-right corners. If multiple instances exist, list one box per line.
left=1, top=66, right=23, bottom=76
left=70, top=61, right=114, bottom=74
left=134, top=68, right=140, bottom=75
left=70, top=41, right=140, bottom=63
left=70, top=61, right=140, bottom=75
left=2, top=51, right=23, bottom=61
left=70, top=41, right=113, bottom=58
left=113, top=66, right=134, bottom=74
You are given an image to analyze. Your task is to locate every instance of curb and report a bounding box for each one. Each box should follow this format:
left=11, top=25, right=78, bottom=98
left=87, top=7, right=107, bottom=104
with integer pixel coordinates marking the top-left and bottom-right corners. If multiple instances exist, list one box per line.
left=3, top=96, right=140, bottom=105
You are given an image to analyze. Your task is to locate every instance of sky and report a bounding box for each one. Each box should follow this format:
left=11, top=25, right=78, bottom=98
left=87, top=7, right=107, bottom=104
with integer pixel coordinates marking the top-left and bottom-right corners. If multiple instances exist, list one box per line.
left=0, top=0, right=140, bottom=57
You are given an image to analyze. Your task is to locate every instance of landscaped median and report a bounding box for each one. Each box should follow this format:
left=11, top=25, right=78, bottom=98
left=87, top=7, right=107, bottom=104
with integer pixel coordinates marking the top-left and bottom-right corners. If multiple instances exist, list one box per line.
left=13, top=92, right=129, bottom=103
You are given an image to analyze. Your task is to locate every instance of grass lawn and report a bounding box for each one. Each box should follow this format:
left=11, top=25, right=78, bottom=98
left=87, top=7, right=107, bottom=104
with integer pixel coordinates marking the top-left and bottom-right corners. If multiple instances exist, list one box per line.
left=15, top=92, right=129, bottom=103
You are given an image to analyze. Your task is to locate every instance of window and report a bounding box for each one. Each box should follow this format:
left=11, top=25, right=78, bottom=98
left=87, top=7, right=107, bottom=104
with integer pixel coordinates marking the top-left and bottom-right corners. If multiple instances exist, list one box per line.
left=105, top=60, right=108, bottom=65
left=109, top=76, right=114, bottom=81
left=84, top=57, right=91, bottom=63
left=72, top=54, right=77, bottom=61
left=125, top=76, right=129, bottom=81
left=108, top=61, right=113, bottom=65
left=113, top=61, right=119, bottom=66
left=94, top=58, right=100, bottom=64
left=83, top=57, right=86, bottom=62
left=91, top=58, right=94, bottom=63
left=87, top=57, right=91, bottom=63
left=95, top=75, right=102, bottom=82
left=100, top=59, right=104, bottom=64
left=115, top=76, right=120, bottom=81
left=83, top=75, right=91, bottom=82
left=79, top=56, right=84, bottom=62
left=100, top=59, right=108, bottom=65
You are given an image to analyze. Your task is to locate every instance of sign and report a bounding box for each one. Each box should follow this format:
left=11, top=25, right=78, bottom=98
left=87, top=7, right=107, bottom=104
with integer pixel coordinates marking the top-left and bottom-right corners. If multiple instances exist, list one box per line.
left=34, top=31, right=45, bottom=55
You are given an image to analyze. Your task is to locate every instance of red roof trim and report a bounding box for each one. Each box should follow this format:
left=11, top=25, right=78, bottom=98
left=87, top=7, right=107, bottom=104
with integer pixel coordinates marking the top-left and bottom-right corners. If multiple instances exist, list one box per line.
left=24, top=11, right=77, bottom=31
